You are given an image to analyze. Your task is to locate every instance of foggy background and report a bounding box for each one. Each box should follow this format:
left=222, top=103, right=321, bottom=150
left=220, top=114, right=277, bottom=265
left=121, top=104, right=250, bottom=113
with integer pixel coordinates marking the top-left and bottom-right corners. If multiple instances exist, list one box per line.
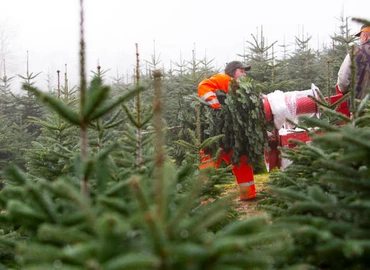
left=0, top=0, right=368, bottom=93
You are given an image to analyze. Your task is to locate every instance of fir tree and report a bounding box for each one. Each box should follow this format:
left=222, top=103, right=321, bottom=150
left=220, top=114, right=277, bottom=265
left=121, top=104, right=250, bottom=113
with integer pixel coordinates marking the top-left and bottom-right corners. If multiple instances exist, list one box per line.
left=0, top=2, right=290, bottom=269
left=261, top=87, right=370, bottom=268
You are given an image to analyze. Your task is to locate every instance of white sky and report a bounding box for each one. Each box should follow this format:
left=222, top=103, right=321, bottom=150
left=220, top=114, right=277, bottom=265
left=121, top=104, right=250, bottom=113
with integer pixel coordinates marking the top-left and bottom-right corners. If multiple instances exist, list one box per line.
left=0, top=0, right=369, bottom=92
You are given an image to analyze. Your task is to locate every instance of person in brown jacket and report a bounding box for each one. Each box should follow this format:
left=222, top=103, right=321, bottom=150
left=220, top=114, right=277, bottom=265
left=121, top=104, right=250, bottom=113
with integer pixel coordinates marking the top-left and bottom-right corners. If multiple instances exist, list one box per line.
left=337, top=24, right=370, bottom=100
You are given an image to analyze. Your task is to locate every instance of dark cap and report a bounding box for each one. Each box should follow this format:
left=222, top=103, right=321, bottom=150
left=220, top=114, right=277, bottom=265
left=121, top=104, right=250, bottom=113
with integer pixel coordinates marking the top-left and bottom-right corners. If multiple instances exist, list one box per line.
left=355, top=24, right=370, bottom=37
left=224, top=61, right=251, bottom=77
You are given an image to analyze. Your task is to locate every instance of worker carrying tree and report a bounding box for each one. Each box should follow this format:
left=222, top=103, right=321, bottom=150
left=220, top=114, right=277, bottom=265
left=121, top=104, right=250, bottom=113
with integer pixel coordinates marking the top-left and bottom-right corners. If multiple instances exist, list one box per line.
left=198, top=61, right=250, bottom=109
left=198, top=61, right=268, bottom=200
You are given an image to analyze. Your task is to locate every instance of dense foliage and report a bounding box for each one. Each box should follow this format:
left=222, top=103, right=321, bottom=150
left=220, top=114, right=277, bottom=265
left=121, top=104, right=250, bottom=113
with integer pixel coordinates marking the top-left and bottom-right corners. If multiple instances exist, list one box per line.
left=260, top=95, right=370, bottom=269
left=204, top=77, right=269, bottom=165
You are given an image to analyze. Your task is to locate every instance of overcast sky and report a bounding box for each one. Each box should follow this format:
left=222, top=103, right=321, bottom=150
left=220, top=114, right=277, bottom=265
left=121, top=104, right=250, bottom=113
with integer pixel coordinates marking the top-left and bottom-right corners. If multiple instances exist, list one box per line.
left=0, top=0, right=369, bottom=92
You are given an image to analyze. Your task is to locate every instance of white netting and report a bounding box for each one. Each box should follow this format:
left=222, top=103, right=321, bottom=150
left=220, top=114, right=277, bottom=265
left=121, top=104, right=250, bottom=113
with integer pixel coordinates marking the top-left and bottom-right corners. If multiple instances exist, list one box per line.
left=267, top=84, right=320, bottom=129
left=266, top=90, right=289, bottom=130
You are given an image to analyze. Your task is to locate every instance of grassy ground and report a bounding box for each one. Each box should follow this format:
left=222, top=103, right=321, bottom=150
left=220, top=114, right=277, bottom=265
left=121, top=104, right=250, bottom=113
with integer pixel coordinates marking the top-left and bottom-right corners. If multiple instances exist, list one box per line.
left=224, top=173, right=271, bottom=218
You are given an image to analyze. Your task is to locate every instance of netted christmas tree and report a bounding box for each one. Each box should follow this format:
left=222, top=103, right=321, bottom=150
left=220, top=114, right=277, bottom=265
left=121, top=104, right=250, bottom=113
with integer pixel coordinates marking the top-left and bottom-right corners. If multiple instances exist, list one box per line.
left=204, top=77, right=269, bottom=166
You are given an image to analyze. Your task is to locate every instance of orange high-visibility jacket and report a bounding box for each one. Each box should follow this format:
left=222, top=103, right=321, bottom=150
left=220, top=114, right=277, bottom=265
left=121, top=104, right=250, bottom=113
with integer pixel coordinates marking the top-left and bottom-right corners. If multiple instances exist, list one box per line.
left=198, top=73, right=232, bottom=109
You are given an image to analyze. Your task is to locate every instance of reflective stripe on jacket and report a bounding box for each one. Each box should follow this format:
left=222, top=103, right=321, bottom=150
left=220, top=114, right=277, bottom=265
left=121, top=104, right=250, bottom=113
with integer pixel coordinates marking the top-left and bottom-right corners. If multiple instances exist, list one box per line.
left=198, top=73, right=231, bottom=109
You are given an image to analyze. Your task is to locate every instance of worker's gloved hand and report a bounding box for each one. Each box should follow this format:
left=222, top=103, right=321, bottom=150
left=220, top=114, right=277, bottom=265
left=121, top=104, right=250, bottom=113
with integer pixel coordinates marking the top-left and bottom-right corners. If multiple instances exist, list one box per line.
left=215, top=90, right=227, bottom=105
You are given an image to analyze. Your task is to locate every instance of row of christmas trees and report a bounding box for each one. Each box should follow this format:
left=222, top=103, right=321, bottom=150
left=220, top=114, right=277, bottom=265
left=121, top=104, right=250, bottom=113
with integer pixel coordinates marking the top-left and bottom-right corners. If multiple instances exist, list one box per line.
left=0, top=1, right=369, bottom=268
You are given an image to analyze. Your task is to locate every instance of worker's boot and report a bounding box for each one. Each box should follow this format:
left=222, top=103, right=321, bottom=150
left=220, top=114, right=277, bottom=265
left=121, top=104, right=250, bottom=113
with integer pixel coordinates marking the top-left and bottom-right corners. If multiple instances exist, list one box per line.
left=232, top=156, right=257, bottom=200
left=199, top=149, right=216, bottom=170
left=236, top=178, right=257, bottom=200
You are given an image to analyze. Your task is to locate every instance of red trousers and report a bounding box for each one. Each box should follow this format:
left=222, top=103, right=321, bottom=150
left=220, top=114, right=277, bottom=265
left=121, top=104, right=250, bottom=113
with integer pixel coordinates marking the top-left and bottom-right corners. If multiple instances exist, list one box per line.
left=200, top=150, right=257, bottom=200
